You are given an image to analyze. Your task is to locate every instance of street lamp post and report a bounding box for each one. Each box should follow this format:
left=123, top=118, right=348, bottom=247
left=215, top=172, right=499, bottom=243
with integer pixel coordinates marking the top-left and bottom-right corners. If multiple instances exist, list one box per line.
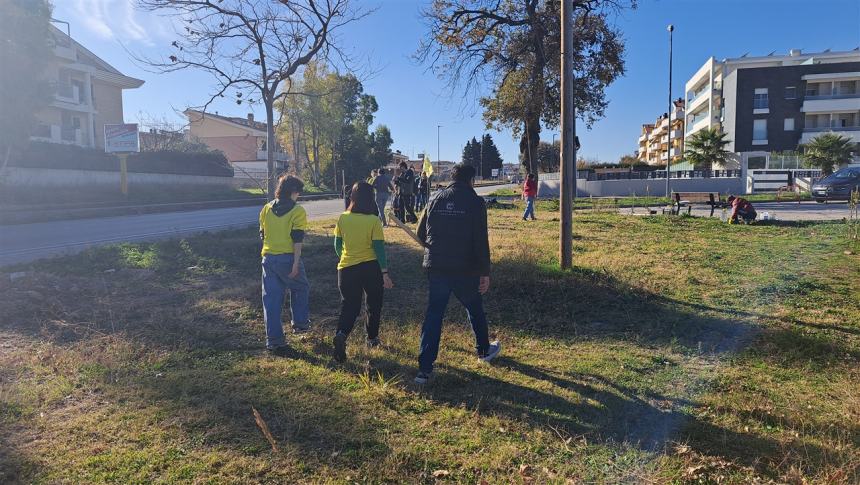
left=666, top=24, right=674, bottom=198
left=437, top=124, right=442, bottom=175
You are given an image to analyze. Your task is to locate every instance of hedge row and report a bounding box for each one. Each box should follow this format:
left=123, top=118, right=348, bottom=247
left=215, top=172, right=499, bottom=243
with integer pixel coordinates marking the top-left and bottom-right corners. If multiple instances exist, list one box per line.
left=11, top=142, right=234, bottom=177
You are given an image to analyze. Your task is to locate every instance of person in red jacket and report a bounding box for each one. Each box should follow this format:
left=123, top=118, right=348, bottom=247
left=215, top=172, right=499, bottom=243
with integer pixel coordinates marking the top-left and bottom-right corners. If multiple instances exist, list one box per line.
left=522, top=173, right=538, bottom=221
left=727, top=195, right=757, bottom=224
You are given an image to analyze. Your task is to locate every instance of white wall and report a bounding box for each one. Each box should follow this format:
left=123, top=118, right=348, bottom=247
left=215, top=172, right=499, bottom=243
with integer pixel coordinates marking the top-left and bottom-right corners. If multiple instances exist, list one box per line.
left=539, top=177, right=745, bottom=197
left=5, top=167, right=235, bottom=187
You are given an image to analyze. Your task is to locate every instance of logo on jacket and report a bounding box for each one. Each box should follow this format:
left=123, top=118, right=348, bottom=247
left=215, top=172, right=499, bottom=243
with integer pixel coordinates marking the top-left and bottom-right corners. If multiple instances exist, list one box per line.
left=445, top=202, right=455, bottom=211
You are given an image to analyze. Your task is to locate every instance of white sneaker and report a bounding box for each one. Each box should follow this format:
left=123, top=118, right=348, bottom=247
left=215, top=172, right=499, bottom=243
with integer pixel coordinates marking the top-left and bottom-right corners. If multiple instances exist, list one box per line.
left=478, top=341, right=501, bottom=363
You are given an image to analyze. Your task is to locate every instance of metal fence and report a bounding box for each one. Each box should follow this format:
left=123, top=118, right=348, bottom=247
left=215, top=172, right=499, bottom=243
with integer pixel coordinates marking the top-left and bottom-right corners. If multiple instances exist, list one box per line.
left=538, top=170, right=741, bottom=181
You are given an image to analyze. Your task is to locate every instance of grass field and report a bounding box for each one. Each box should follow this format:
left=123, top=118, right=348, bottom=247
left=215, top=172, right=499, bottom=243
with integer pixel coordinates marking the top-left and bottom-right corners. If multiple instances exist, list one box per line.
left=1, top=202, right=858, bottom=483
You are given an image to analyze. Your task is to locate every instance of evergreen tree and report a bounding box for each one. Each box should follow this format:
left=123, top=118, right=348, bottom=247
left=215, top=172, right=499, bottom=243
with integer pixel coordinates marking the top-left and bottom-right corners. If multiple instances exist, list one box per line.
left=479, top=134, right=503, bottom=178
left=461, top=137, right=481, bottom=169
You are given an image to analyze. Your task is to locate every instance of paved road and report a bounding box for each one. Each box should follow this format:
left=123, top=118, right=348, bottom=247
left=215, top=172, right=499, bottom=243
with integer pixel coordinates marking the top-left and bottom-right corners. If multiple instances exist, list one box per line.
left=627, top=201, right=852, bottom=221
left=0, top=185, right=513, bottom=267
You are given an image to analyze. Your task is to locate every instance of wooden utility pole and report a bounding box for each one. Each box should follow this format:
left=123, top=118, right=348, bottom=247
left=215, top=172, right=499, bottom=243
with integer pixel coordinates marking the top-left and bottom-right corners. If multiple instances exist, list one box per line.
left=560, top=0, right=576, bottom=269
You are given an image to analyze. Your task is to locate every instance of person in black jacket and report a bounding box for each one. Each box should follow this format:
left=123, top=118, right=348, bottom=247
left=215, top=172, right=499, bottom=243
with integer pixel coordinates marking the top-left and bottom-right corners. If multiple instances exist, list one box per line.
left=413, top=164, right=501, bottom=384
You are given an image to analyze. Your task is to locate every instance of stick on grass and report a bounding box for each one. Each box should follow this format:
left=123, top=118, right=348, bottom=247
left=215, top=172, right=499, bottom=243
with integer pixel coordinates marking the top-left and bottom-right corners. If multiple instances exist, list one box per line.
left=252, top=406, right=279, bottom=453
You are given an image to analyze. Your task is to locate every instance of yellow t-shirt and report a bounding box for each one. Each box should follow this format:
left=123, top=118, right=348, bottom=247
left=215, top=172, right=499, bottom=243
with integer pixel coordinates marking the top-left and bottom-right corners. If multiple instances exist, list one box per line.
left=259, top=201, right=307, bottom=256
left=334, top=212, right=384, bottom=270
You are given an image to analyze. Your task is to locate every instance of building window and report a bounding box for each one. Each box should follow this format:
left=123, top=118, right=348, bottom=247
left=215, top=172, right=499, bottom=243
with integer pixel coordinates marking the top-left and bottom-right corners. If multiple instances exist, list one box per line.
left=753, top=119, right=767, bottom=141
left=784, top=118, right=795, bottom=131
left=784, top=86, right=796, bottom=99
left=748, top=156, right=767, bottom=169
left=753, top=88, right=769, bottom=109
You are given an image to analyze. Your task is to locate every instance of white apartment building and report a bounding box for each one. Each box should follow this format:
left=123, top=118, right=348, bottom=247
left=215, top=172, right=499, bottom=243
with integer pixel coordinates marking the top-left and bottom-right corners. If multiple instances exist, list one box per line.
left=684, top=49, right=860, bottom=170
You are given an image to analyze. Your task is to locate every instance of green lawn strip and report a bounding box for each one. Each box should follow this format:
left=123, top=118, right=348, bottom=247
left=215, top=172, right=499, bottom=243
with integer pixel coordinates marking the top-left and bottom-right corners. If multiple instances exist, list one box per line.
left=1, top=209, right=857, bottom=482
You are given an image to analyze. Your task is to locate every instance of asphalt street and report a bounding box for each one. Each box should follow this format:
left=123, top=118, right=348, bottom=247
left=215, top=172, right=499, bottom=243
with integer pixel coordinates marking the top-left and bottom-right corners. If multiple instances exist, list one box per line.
left=0, top=184, right=513, bottom=267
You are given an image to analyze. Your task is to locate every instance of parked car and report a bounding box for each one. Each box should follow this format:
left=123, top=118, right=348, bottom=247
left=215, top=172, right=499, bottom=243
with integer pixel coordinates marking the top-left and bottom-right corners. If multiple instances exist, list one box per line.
left=811, top=166, right=860, bottom=202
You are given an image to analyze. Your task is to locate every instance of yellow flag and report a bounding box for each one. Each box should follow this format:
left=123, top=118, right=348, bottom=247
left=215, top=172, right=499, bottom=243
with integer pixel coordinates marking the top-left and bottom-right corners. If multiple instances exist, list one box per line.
left=422, top=153, right=434, bottom=177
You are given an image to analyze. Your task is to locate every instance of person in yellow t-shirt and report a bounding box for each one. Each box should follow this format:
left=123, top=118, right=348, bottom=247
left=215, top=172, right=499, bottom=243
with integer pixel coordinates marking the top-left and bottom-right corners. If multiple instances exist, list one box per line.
left=259, top=175, right=310, bottom=355
left=332, top=181, right=394, bottom=363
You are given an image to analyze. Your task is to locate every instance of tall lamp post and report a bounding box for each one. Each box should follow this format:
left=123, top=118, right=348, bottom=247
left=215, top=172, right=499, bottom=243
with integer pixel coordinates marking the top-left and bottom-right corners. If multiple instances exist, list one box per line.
left=666, top=24, right=674, bottom=197
left=436, top=124, right=442, bottom=175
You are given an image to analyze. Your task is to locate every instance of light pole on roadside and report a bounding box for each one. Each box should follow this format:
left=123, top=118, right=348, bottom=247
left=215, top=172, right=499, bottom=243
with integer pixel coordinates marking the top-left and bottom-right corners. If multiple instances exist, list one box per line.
left=666, top=24, right=674, bottom=197
left=437, top=124, right=442, bottom=175
left=560, top=0, right=576, bottom=270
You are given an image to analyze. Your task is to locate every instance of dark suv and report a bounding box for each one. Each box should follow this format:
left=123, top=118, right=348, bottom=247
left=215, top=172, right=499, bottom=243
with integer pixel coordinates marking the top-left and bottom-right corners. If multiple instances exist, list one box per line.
left=811, top=166, right=860, bottom=202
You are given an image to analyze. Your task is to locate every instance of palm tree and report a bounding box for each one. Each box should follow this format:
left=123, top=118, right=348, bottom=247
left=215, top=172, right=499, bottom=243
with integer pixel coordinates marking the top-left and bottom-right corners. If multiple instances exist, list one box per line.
left=802, top=133, right=855, bottom=175
left=684, top=128, right=731, bottom=170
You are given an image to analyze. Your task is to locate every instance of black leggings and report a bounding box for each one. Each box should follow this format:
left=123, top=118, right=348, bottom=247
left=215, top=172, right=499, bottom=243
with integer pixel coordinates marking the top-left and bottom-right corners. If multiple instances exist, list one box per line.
left=337, top=260, right=384, bottom=339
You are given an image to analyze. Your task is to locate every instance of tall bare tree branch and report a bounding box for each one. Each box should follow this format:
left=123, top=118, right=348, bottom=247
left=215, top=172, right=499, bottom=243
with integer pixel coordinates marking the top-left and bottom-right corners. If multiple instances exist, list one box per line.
left=136, top=0, right=369, bottom=199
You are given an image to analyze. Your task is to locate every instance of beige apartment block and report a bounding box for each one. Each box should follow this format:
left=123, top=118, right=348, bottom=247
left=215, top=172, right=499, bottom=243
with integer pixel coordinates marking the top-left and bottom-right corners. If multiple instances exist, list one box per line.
left=31, top=25, right=143, bottom=149
left=184, top=110, right=289, bottom=171
left=636, top=99, right=686, bottom=166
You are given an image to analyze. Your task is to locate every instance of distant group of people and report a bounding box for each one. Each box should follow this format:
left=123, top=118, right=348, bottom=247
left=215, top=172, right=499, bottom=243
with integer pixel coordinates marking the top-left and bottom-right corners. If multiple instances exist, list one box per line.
left=347, top=162, right=431, bottom=226
left=262, top=164, right=500, bottom=385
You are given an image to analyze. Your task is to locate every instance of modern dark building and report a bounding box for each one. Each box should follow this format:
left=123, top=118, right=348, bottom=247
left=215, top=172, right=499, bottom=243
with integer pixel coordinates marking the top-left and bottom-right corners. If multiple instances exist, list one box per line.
left=684, top=49, right=860, bottom=170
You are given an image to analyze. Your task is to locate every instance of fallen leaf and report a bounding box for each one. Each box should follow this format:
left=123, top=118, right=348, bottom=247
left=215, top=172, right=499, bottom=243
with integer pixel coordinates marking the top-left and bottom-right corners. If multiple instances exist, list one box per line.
left=519, top=464, right=533, bottom=477
left=432, top=469, right=450, bottom=478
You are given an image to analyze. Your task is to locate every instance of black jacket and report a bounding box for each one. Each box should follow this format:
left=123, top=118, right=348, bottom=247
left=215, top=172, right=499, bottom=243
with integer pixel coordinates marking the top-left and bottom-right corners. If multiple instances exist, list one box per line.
left=417, top=181, right=490, bottom=276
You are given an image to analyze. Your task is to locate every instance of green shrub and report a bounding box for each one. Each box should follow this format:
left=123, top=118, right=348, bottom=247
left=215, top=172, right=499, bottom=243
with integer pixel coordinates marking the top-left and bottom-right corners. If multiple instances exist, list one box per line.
left=11, top=142, right=233, bottom=177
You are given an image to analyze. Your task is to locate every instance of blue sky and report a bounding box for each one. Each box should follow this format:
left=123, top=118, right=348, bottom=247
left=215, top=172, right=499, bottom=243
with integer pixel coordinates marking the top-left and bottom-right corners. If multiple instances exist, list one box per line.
left=54, top=0, right=860, bottom=164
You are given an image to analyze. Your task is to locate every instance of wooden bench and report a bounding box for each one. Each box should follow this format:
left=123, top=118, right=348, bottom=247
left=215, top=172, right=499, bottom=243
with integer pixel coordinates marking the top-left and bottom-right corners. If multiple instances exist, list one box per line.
left=671, top=191, right=725, bottom=216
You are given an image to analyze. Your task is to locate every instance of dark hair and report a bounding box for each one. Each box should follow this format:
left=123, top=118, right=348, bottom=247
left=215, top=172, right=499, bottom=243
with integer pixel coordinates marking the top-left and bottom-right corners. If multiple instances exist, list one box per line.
left=275, top=175, right=304, bottom=200
left=378, top=168, right=386, bottom=175
left=527, top=173, right=536, bottom=181
left=727, top=195, right=736, bottom=203
left=347, top=182, right=378, bottom=215
left=399, top=161, right=408, bottom=169
left=452, top=164, right=476, bottom=183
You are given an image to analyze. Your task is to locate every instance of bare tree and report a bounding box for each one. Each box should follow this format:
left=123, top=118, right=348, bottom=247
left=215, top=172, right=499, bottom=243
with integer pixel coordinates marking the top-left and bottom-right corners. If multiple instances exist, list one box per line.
left=137, top=0, right=368, bottom=199
left=417, top=0, right=632, bottom=173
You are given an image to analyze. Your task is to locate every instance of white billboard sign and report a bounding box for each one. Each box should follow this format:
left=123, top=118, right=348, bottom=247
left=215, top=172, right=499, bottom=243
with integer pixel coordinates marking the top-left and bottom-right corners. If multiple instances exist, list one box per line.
left=104, top=123, right=140, bottom=153
left=491, top=168, right=499, bottom=177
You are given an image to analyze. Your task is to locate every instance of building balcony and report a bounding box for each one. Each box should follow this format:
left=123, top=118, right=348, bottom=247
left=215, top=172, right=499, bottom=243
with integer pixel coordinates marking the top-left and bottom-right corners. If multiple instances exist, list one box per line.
left=801, top=97, right=860, bottom=113
left=31, top=124, right=88, bottom=146
left=638, top=133, right=649, bottom=143
left=801, top=127, right=860, bottom=144
left=257, top=150, right=289, bottom=161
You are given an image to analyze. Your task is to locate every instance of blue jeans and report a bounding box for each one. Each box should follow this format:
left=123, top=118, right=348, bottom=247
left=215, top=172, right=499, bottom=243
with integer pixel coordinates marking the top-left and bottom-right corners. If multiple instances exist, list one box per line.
left=419, top=274, right=490, bottom=374
left=376, top=193, right=390, bottom=225
left=523, top=196, right=536, bottom=220
left=261, top=253, right=310, bottom=349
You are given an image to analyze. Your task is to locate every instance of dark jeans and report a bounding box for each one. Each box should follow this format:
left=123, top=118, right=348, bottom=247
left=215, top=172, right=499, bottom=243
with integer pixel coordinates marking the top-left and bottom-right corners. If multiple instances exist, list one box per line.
left=337, top=260, right=384, bottom=340
left=419, top=273, right=490, bottom=373
left=396, top=193, right=417, bottom=222
left=732, top=209, right=757, bottom=223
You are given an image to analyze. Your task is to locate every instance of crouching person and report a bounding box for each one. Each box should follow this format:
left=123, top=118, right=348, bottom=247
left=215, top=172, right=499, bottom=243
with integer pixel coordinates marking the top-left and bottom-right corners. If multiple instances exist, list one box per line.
left=260, top=175, right=310, bottom=355
left=332, top=182, right=394, bottom=363
left=727, top=195, right=757, bottom=224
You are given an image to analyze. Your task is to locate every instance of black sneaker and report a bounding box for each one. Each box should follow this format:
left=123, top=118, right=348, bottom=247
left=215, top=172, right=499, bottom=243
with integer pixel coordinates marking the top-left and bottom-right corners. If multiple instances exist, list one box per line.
left=366, top=338, right=381, bottom=349
left=478, top=341, right=502, bottom=363
left=267, top=345, right=291, bottom=358
left=333, top=333, right=347, bottom=363
left=414, top=371, right=432, bottom=385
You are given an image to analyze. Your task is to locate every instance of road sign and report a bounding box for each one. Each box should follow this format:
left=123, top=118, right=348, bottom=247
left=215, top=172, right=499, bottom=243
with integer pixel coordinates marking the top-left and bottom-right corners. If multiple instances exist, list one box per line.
left=491, top=169, right=499, bottom=177
left=104, top=123, right=140, bottom=153
left=104, top=124, right=139, bottom=196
